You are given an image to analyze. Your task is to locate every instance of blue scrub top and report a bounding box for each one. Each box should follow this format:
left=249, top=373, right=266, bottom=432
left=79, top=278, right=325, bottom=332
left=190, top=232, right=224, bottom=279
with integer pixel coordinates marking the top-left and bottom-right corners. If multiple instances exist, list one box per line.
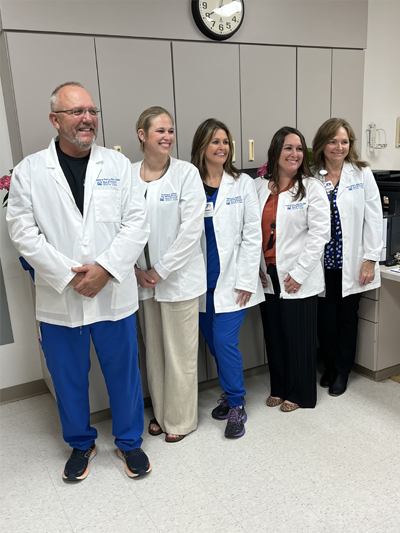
left=204, top=187, right=221, bottom=289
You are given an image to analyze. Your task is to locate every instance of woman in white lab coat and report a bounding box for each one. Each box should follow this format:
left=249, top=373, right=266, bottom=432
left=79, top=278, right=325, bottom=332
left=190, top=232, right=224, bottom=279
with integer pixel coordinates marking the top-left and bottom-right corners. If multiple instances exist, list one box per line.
left=133, top=106, right=206, bottom=442
left=191, top=118, right=264, bottom=438
left=256, top=126, right=330, bottom=412
left=312, top=118, right=382, bottom=396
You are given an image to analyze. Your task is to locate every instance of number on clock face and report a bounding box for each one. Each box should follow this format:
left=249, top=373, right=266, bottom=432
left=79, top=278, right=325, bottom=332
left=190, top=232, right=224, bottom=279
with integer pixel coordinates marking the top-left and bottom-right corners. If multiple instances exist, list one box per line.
left=197, top=1, right=244, bottom=37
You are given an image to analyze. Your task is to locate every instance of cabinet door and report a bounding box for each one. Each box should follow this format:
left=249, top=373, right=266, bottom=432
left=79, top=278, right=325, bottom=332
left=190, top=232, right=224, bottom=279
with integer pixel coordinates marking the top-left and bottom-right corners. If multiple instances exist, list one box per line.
left=297, top=48, right=331, bottom=147
left=331, top=49, right=365, bottom=152
left=240, top=45, right=296, bottom=169
left=95, top=38, right=176, bottom=163
left=5, top=32, right=103, bottom=159
left=172, top=41, right=241, bottom=167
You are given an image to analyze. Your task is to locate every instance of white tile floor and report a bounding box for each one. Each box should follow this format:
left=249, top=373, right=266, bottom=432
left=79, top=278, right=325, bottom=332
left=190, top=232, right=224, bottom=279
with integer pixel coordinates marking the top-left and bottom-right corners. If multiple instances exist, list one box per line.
left=1, top=370, right=399, bottom=533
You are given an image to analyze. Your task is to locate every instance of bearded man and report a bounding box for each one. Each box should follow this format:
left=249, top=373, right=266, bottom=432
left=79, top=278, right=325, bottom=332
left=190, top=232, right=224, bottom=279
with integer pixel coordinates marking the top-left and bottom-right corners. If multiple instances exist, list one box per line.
left=7, top=82, right=151, bottom=481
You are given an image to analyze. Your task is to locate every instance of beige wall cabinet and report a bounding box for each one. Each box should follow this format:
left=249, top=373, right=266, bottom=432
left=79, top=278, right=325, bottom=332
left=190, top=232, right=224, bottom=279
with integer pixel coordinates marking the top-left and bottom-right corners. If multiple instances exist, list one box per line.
left=3, top=33, right=104, bottom=163
left=95, top=37, right=177, bottom=164
left=240, top=45, right=297, bottom=170
left=172, top=41, right=242, bottom=167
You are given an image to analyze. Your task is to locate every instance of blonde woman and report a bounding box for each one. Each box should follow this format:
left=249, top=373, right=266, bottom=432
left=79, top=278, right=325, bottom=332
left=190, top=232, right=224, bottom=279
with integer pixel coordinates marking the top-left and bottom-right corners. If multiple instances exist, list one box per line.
left=191, top=118, right=264, bottom=438
left=133, top=106, right=206, bottom=442
left=312, top=118, right=382, bottom=396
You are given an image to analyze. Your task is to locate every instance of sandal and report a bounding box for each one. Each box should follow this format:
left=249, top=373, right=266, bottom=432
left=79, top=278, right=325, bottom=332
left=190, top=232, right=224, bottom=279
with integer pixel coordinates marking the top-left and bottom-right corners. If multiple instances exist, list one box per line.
left=148, top=418, right=163, bottom=436
left=165, top=434, right=185, bottom=443
left=266, top=396, right=283, bottom=407
left=280, top=402, right=299, bottom=412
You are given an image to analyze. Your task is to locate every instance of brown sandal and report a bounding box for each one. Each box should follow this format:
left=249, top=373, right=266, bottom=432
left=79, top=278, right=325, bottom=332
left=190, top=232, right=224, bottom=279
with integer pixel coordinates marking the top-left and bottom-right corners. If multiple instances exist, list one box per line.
left=165, top=434, right=185, bottom=443
left=266, top=396, right=284, bottom=407
left=148, top=418, right=163, bottom=436
left=280, top=402, right=299, bottom=412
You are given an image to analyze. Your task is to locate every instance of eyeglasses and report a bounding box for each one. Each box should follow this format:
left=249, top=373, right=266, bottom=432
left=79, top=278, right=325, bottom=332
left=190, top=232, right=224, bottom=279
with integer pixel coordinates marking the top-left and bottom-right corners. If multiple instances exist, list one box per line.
left=53, top=108, right=101, bottom=117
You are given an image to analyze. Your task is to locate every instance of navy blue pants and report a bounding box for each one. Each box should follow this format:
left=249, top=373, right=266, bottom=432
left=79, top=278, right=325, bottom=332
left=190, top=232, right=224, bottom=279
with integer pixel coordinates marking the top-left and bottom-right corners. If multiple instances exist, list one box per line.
left=41, top=314, right=144, bottom=451
left=199, top=289, right=247, bottom=407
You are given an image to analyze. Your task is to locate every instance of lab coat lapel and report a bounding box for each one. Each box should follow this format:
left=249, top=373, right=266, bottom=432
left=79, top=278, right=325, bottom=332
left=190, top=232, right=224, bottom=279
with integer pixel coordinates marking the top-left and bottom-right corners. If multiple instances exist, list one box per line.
left=337, top=161, right=353, bottom=197
left=46, top=138, right=76, bottom=203
left=258, top=179, right=271, bottom=217
left=82, top=143, right=103, bottom=217
left=214, top=171, right=234, bottom=214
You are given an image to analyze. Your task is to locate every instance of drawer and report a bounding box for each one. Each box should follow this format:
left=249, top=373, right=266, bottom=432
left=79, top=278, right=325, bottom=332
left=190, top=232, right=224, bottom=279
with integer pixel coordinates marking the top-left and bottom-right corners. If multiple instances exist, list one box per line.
left=355, top=318, right=377, bottom=371
left=358, top=296, right=378, bottom=323
left=361, top=288, right=379, bottom=301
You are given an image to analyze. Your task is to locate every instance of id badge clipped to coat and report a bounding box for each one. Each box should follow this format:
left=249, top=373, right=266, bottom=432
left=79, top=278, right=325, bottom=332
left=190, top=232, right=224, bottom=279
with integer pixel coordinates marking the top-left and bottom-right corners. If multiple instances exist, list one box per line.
left=204, top=202, right=214, bottom=218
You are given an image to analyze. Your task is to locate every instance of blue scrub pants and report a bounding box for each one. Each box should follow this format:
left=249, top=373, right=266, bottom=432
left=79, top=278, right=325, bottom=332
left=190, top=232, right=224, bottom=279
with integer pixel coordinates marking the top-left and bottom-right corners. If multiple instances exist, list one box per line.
left=199, top=289, right=247, bottom=407
left=41, top=314, right=144, bottom=451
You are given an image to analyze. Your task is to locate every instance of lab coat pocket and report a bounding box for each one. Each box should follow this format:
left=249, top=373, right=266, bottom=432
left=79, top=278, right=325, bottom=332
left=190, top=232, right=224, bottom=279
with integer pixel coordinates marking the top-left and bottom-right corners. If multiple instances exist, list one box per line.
left=111, top=271, right=137, bottom=309
left=93, top=190, right=121, bottom=223
left=35, top=274, right=69, bottom=315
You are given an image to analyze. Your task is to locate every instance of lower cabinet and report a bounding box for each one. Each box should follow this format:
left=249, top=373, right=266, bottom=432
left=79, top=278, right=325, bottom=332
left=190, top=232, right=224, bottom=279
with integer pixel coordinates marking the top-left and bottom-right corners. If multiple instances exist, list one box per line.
left=355, top=276, right=400, bottom=377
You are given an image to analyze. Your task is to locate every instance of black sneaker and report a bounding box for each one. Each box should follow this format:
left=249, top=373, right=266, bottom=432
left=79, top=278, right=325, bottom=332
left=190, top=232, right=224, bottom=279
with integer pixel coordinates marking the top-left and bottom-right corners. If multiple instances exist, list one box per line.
left=62, top=444, right=96, bottom=481
left=224, top=406, right=247, bottom=439
left=117, top=448, right=151, bottom=478
left=212, top=393, right=246, bottom=420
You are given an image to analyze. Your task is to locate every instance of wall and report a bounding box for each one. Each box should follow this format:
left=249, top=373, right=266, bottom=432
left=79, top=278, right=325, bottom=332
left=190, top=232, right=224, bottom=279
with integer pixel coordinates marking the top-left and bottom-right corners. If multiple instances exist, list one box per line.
left=0, top=0, right=368, bottom=49
left=361, top=0, right=400, bottom=170
left=0, top=81, right=43, bottom=390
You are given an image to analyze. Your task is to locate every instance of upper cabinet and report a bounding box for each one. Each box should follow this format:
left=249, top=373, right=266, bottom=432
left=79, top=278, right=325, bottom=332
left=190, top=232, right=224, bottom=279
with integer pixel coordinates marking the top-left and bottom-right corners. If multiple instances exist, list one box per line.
left=172, top=41, right=241, bottom=167
left=331, top=49, right=365, bottom=152
left=297, top=48, right=332, bottom=147
left=4, top=33, right=103, bottom=161
left=240, top=45, right=296, bottom=169
left=95, top=38, right=176, bottom=163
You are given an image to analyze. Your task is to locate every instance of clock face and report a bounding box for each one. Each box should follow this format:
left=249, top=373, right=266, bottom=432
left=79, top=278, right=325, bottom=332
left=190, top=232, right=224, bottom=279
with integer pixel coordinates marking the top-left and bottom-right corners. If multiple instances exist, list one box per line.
left=192, top=1, right=245, bottom=41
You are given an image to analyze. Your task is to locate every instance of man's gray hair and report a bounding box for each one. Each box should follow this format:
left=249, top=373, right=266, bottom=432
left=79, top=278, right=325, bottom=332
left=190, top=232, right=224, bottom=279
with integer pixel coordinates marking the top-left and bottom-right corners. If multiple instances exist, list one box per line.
left=50, top=81, right=84, bottom=111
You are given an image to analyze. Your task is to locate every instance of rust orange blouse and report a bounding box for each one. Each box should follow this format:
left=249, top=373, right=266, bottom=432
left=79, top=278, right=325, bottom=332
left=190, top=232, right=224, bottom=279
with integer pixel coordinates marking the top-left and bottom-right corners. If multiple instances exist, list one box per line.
left=262, top=184, right=292, bottom=266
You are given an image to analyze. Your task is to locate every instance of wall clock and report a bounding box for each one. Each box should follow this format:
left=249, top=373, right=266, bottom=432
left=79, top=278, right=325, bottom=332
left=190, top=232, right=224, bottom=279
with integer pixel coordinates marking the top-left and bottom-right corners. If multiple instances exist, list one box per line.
left=191, top=1, right=245, bottom=41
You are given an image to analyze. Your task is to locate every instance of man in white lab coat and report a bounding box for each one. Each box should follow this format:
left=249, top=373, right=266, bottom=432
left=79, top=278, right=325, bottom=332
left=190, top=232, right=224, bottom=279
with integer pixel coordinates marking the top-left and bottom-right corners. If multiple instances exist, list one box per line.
left=7, top=82, right=151, bottom=480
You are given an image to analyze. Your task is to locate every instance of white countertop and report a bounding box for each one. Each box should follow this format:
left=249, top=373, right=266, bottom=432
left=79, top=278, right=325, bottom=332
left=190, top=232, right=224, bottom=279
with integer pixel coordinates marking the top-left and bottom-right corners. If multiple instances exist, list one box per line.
left=380, top=264, right=400, bottom=282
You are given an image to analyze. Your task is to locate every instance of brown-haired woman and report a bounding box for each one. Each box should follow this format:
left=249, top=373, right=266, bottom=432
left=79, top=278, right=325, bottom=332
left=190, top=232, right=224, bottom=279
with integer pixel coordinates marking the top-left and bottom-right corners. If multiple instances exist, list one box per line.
left=191, top=119, right=264, bottom=438
left=133, top=106, right=206, bottom=442
left=256, top=127, right=330, bottom=411
left=312, top=118, right=382, bottom=396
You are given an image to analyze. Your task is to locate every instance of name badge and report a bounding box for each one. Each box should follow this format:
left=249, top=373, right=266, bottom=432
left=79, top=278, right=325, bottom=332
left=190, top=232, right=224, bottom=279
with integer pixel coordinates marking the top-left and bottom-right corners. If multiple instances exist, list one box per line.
left=204, top=202, right=214, bottom=218
left=325, top=181, right=334, bottom=193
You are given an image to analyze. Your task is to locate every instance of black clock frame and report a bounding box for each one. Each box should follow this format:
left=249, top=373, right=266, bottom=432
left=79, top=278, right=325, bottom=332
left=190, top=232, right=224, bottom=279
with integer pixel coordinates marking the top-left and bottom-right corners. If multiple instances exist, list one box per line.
left=191, top=0, right=245, bottom=42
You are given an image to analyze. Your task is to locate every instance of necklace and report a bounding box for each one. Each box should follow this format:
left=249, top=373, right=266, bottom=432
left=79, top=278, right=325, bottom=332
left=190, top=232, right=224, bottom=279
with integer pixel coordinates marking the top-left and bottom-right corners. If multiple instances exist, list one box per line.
left=142, top=157, right=170, bottom=182
left=266, top=192, right=276, bottom=251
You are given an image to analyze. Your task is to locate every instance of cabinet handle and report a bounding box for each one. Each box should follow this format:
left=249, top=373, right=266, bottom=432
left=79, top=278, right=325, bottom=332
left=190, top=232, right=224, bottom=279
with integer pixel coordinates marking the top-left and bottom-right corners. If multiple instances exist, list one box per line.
left=232, top=141, right=236, bottom=163
left=248, top=140, right=254, bottom=161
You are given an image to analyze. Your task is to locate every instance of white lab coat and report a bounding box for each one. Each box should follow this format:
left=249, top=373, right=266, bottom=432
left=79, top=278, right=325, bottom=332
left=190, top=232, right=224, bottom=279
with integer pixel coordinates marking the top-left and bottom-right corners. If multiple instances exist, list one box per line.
left=133, top=157, right=207, bottom=302
left=314, top=162, right=382, bottom=297
left=199, top=172, right=265, bottom=313
left=6, top=138, right=149, bottom=327
left=255, top=176, right=330, bottom=299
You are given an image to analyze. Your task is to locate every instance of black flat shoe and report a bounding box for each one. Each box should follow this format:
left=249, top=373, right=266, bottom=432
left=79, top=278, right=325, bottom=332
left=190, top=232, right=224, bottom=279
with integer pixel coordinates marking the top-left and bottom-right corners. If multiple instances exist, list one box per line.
left=320, top=370, right=332, bottom=388
left=329, top=375, right=348, bottom=396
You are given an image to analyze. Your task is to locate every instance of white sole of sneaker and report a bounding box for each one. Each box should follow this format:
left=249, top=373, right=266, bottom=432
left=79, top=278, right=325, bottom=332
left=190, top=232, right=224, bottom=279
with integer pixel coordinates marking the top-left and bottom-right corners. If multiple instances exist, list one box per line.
left=62, top=445, right=97, bottom=481
left=117, top=448, right=152, bottom=478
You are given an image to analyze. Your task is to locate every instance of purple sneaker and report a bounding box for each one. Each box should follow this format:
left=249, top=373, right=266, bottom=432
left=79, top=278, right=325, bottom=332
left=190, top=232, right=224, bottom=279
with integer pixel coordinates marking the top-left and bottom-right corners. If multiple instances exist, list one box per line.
left=212, top=394, right=246, bottom=420
left=224, top=406, right=247, bottom=438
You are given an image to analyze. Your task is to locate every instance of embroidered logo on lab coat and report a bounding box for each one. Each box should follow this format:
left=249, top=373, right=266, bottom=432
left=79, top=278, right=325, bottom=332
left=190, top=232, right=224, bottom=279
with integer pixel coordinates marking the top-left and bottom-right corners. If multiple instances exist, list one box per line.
left=96, top=177, right=120, bottom=187
left=226, top=196, right=243, bottom=205
left=346, top=183, right=364, bottom=191
left=160, top=193, right=178, bottom=202
left=286, top=202, right=306, bottom=210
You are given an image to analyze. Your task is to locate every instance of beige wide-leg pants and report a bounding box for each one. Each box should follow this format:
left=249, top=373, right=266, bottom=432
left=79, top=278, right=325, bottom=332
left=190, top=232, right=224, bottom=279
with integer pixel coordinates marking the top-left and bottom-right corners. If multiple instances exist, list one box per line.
left=138, top=296, right=199, bottom=435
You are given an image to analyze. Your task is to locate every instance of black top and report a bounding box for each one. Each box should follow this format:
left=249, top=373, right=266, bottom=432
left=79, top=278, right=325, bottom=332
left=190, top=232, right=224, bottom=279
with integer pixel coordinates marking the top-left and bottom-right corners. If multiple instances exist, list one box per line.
left=204, top=183, right=219, bottom=197
left=56, top=142, right=90, bottom=216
